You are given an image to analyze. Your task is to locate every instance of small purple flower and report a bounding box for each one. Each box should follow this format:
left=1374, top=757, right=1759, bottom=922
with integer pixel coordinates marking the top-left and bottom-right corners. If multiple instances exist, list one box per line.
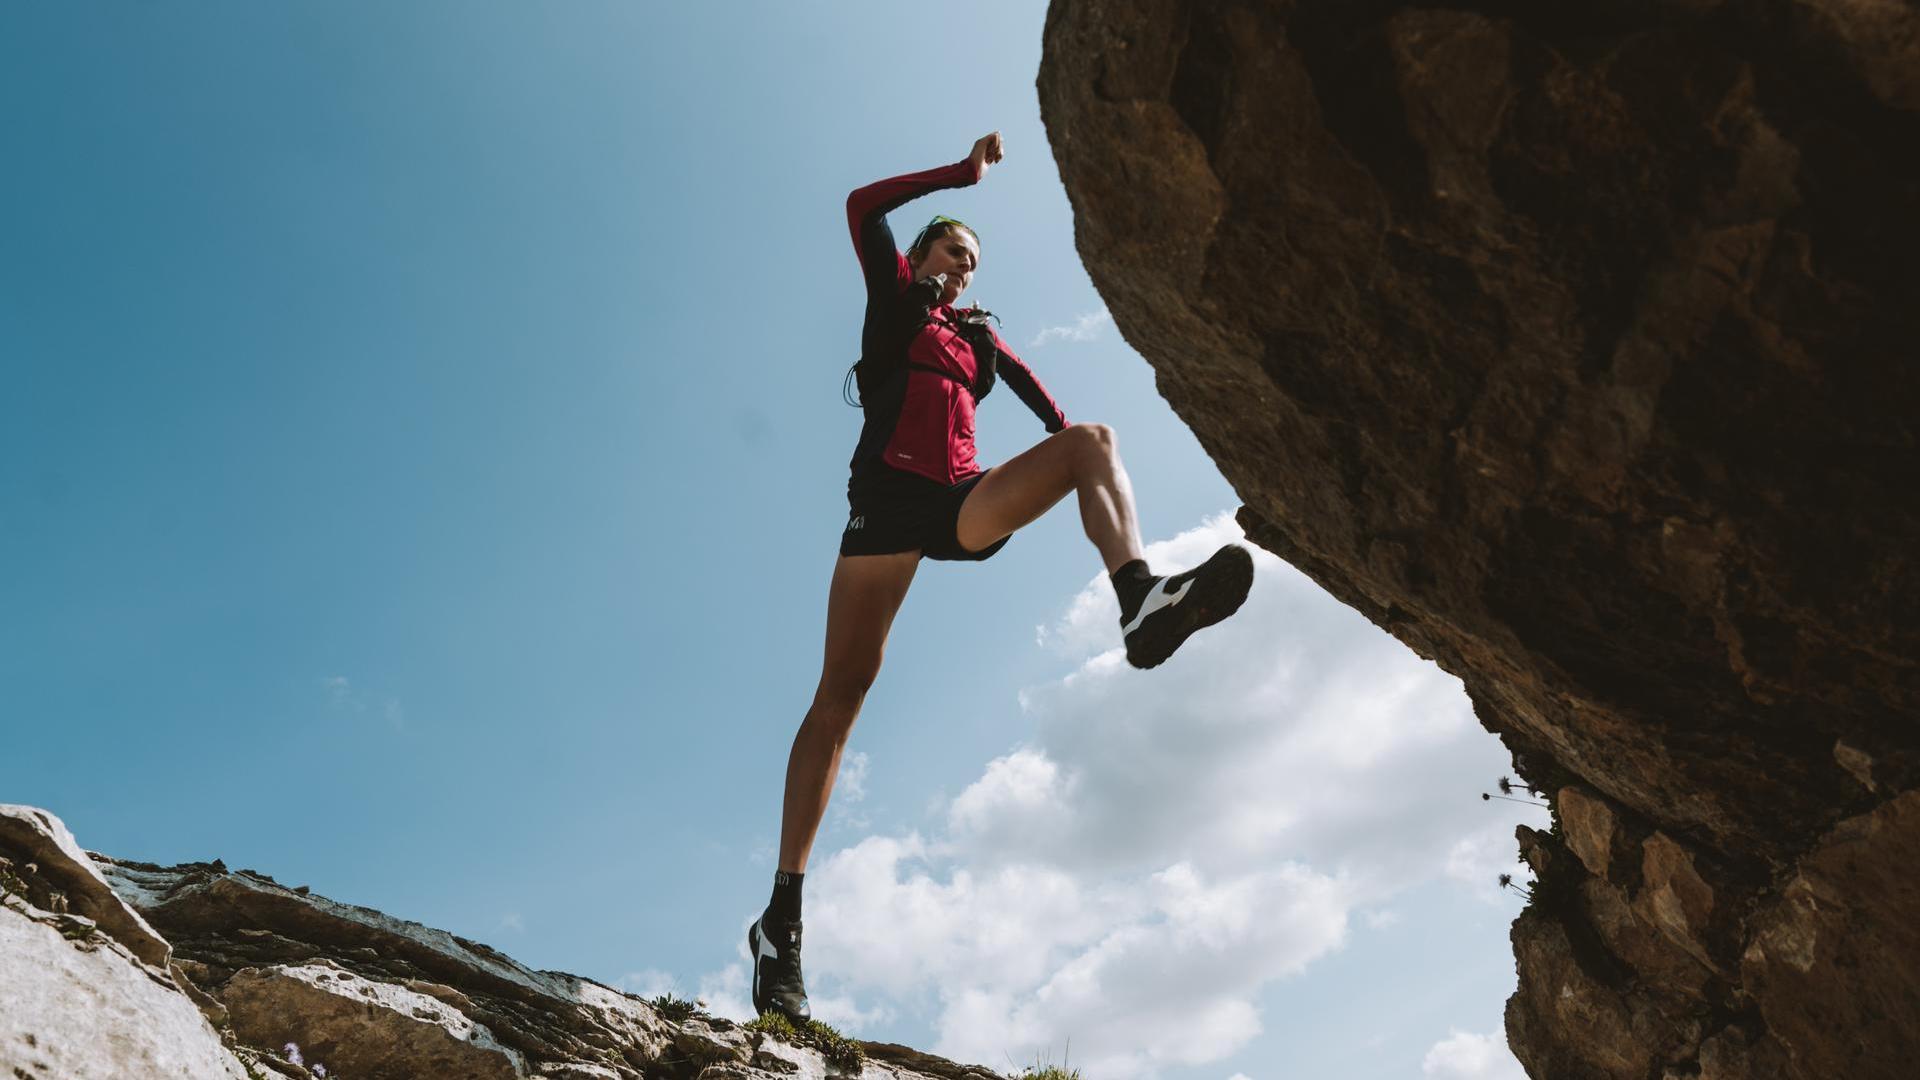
left=313, top=1066, right=328, bottom=1078
left=283, top=1042, right=304, bottom=1066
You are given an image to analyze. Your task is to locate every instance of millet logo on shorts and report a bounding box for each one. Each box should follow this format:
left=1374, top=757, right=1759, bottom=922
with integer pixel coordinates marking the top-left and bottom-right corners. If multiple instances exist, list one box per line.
left=846, top=515, right=866, bottom=532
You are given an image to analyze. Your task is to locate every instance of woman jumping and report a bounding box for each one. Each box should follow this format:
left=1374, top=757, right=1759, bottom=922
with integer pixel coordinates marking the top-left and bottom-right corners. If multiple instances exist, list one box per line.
left=747, top=132, right=1253, bottom=1022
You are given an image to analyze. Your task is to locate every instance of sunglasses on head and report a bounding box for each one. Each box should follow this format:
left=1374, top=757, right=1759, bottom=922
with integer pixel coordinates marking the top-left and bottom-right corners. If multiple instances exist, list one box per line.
left=914, top=215, right=979, bottom=253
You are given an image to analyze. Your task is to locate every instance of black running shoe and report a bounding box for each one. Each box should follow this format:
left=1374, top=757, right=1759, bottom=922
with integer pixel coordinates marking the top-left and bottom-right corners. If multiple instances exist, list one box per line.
left=747, top=915, right=810, bottom=1023
left=1121, top=544, right=1254, bottom=669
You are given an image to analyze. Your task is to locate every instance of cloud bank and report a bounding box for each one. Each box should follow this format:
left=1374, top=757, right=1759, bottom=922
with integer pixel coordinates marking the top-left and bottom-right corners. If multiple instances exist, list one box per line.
left=710, top=513, right=1539, bottom=1078
left=1422, top=1028, right=1528, bottom=1079
left=1028, top=307, right=1112, bottom=348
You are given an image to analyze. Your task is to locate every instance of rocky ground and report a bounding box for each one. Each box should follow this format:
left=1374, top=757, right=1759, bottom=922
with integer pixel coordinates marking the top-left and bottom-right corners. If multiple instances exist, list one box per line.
left=1, top=803, right=995, bottom=1080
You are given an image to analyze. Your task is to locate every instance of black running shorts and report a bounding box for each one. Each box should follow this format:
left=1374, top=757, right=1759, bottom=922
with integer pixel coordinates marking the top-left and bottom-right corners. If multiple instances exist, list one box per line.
left=840, top=466, right=1010, bottom=562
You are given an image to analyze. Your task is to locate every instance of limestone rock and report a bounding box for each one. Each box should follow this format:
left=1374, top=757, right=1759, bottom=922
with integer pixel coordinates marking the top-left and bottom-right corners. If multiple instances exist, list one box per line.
left=0, top=903, right=251, bottom=1079
left=1, top=803, right=171, bottom=967
left=1632, top=832, right=1720, bottom=972
left=2, top=805, right=985, bottom=1080
left=1557, top=786, right=1625, bottom=881
left=1039, top=0, right=1918, bottom=1074
left=1742, top=790, right=1920, bottom=1080
left=863, top=1042, right=1008, bottom=1080
left=1578, top=878, right=1710, bottom=998
left=91, top=854, right=981, bottom=1079
left=221, top=962, right=528, bottom=1079
left=95, top=852, right=683, bottom=1074
left=1, top=807, right=250, bottom=1080
left=90, top=849, right=987, bottom=1079
left=1686, top=1023, right=1793, bottom=1080
left=1505, top=908, right=1648, bottom=1079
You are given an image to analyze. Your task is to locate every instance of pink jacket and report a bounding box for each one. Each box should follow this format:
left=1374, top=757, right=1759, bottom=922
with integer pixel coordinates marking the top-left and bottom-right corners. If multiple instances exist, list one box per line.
left=845, top=159, right=1068, bottom=486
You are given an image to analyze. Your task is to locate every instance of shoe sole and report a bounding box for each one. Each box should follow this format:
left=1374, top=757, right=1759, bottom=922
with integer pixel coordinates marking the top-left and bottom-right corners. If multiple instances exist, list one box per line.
left=1125, top=545, right=1253, bottom=669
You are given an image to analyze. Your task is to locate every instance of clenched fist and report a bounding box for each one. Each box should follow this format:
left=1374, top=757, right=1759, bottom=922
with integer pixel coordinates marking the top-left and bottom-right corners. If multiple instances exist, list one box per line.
left=969, top=132, right=1004, bottom=179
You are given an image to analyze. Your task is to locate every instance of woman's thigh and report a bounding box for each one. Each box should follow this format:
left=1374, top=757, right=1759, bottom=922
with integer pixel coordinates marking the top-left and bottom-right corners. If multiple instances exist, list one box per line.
left=815, top=550, right=922, bottom=706
left=952, top=427, right=1087, bottom=554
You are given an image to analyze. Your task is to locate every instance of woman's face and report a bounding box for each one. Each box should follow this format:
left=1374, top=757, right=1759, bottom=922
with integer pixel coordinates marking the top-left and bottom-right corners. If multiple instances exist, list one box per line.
left=912, top=227, right=980, bottom=305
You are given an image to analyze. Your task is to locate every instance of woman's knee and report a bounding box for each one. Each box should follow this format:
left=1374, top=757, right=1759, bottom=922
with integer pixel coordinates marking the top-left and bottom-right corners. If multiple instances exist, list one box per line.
left=812, top=666, right=878, bottom=721
left=1066, top=422, right=1118, bottom=470
left=799, top=704, right=859, bottom=754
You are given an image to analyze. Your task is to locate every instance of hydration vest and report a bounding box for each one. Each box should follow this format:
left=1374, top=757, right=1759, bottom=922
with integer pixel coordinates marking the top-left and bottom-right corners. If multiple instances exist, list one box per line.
left=844, top=280, right=1000, bottom=406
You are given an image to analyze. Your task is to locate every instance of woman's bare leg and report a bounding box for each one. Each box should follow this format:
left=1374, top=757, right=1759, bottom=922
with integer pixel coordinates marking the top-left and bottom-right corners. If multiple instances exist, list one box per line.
left=955, top=422, right=1249, bottom=671
left=777, top=549, right=921, bottom=874
left=953, top=423, right=1143, bottom=570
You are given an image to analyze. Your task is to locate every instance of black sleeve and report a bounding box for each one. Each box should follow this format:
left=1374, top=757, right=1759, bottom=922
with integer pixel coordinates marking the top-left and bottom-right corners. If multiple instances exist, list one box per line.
left=991, top=327, right=1069, bottom=432
left=845, top=159, right=981, bottom=303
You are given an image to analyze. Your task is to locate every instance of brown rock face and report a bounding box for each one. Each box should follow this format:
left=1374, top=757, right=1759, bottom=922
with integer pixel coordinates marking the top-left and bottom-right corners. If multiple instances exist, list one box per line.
left=220, top=963, right=529, bottom=1080
left=8, top=803, right=989, bottom=1080
left=93, top=852, right=988, bottom=1080
left=2, top=806, right=251, bottom=1080
left=1038, top=1, right=1917, bottom=1076
left=1742, top=790, right=1920, bottom=1078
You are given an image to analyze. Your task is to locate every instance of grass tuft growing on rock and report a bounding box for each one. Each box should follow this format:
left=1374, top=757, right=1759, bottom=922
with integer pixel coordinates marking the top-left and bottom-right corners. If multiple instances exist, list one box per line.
left=647, top=991, right=702, bottom=1022
left=1012, top=1044, right=1082, bottom=1080
left=746, top=1011, right=866, bottom=1072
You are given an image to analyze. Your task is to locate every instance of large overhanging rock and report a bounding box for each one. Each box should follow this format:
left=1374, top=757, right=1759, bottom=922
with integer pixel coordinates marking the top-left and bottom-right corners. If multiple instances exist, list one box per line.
left=1037, top=1, right=1917, bottom=1076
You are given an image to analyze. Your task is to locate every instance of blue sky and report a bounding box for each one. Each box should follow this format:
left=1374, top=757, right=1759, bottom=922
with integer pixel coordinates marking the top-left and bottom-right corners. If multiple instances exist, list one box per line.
left=2, top=4, right=1536, bottom=1078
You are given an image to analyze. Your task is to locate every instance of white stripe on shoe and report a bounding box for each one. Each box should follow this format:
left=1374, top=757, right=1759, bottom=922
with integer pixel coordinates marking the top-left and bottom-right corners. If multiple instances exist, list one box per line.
left=1121, top=577, right=1195, bottom=638
left=753, top=922, right=778, bottom=1001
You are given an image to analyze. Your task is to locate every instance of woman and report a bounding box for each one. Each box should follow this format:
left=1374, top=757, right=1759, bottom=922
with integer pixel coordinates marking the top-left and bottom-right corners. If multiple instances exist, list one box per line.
left=747, top=132, right=1253, bottom=1022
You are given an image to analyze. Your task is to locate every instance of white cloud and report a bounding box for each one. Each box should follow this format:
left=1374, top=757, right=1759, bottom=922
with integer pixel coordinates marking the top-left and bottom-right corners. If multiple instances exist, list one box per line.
left=838, top=751, right=870, bottom=803
left=324, top=675, right=362, bottom=712
left=812, top=990, right=895, bottom=1030
left=702, top=940, right=895, bottom=1030
left=611, top=968, right=679, bottom=999
left=697, top=513, right=1543, bottom=1076
left=1445, top=823, right=1536, bottom=905
left=699, top=960, right=754, bottom=1023
left=324, top=675, right=408, bottom=732
left=1028, top=307, right=1112, bottom=348
left=830, top=751, right=873, bottom=831
left=809, top=844, right=1346, bottom=1076
left=497, top=911, right=525, bottom=934
left=1421, top=1028, right=1527, bottom=1079
left=959, top=514, right=1542, bottom=895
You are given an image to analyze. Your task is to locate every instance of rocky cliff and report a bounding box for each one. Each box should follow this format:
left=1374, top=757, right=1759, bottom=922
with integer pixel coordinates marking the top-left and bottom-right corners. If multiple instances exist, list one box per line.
left=1037, top=1, right=1917, bottom=1076
left=1, top=804, right=990, bottom=1080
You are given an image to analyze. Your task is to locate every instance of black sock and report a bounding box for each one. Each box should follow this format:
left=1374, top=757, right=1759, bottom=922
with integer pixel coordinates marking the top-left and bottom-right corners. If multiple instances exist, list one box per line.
left=1111, top=559, right=1156, bottom=623
left=766, top=870, right=804, bottom=926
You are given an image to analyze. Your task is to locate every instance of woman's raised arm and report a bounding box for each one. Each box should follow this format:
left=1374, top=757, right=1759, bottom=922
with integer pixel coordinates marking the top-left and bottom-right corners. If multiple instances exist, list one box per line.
left=844, top=135, right=998, bottom=298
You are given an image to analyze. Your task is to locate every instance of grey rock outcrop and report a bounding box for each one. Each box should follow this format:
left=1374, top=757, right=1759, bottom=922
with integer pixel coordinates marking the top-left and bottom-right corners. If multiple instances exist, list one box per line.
left=1037, top=1, right=1917, bottom=1076
left=2, top=803, right=252, bottom=1080
left=0, top=804, right=991, bottom=1080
